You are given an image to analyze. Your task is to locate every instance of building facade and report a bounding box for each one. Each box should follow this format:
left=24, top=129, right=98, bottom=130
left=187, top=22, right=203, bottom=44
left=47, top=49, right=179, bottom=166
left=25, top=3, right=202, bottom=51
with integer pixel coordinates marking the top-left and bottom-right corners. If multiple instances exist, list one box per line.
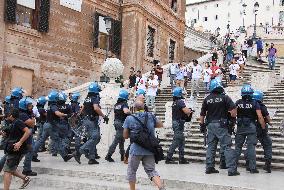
left=186, top=0, right=284, bottom=35
left=0, top=0, right=185, bottom=97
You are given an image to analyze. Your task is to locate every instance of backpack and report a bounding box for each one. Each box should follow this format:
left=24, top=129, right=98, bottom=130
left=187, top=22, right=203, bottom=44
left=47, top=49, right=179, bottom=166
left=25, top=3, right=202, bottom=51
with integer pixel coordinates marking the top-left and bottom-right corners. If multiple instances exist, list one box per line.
left=130, top=113, right=164, bottom=163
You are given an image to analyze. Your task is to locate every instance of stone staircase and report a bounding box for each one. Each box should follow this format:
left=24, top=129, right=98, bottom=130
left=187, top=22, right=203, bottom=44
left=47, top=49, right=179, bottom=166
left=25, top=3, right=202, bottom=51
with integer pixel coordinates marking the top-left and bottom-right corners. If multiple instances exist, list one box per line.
left=156, top=59, right=284, bottom=170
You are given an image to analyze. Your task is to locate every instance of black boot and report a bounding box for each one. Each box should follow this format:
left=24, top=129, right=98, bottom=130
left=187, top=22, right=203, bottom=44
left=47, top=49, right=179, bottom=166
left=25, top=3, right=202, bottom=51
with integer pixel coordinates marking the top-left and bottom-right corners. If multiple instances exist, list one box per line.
left=63, top=155, right=73, bottom=162
left=245, top=160, right=250, bottom=171
left=72, top=151, right=81, bottom=164
left=165, top=158, right=178, bottom=164
left=22, top=170, right=37, bottom=176
left=32, top=156, right=40, bottom=162
left=263, top=160, right=271, bottom=173
left=88, top=159, right=99, bottom=165
left=206, top=168, right=219, bottom=174
left=120, top=154, right=125, bottom=162
left=228, top=171, right=240, bottom=176
left=250, top=169, right=259, bottom=174
left=95, top=154, right=101, bottom=159
left=105, top=155, right=115, bottom=162
left=179, top=158, right=189, bottom=164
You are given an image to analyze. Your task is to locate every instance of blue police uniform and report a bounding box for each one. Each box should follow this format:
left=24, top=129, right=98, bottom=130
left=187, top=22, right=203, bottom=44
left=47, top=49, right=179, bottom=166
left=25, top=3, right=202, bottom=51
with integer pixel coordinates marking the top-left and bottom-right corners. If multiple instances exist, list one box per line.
left=106, top=100, right=129, bottom=161
left=244, top=101, right=272, bottom=172
left=235, top=98, right=260, bottom=172
left=75, top=94, right=101, bottom=163
left=200, top=92, right=238, bottom=175
left=165, top=98, right=188, bottom=163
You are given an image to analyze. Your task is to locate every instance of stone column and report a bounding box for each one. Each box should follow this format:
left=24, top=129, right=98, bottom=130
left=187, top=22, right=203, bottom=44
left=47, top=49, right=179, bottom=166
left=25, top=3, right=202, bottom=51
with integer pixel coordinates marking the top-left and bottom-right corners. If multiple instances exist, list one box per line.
left=99, top=58, right=124, bottom=151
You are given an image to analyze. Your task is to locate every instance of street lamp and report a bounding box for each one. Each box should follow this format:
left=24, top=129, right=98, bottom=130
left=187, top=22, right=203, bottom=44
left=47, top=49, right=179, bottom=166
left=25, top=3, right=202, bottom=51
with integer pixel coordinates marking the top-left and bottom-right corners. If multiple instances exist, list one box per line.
left=104, top=16, right=112, bottom=60
left=253, top=2, right=260, bottom=40
left=242, top=3, right=247, bottom=30
left=215, top=27, right=220, bottom=36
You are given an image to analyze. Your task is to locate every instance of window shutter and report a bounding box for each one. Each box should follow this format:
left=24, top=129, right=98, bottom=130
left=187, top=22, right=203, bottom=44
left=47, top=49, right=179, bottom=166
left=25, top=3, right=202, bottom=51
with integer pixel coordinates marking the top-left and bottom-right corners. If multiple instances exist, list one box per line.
left=38, top=0, right=50, bottom=33
left=93, top=13, right=100, bottom=48
left=111, top=19, right=122, bottom=56
left=4, top=0, right=17, bottom=23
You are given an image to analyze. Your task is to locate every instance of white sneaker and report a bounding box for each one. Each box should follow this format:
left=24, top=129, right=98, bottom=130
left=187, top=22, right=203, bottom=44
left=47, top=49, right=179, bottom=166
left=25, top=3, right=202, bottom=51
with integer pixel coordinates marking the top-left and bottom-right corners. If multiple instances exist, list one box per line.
left=197, top=94, right=200, bottom=97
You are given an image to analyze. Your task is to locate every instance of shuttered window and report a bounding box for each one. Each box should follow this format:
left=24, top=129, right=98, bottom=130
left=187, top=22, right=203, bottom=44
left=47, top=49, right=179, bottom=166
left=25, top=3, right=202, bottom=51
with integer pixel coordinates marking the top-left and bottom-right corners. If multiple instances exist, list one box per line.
left=93, top=13, right=122, bottom=57
left=146, top=26, right=155, bottom=57
left=111, top=19, right=122, bottom=56
left=4, top=0, right=50, bottom=32
left=171, top=0, right=177, bottom=12
left=169, top=39, right=176, bottom=63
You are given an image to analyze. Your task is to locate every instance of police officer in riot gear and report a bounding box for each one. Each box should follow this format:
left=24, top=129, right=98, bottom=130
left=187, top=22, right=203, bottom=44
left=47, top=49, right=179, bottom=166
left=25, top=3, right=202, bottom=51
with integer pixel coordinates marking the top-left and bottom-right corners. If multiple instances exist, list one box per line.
left=70, top=92, right=81, bottom=114
left=105, top=89, right=131, bottom=162
left=73, top=82, right=109, bottom=165
left=235, top=85, right=265, bottom=174
left=200, top=79, right=239, bottom=176
left=10, top=87, right=25, bottom=109
left=252, top=90, right=273, bottom=173
left=35, top=96, right=47, bottom=153
left=53, top=92, right=73, bottom=155
left=45, top=91, right=73, bottom=162
left=165, top=87, right=192, bottom=164
left=69, top=92, right=81, bottom=153
left=18, top=97, right=38, bottom=176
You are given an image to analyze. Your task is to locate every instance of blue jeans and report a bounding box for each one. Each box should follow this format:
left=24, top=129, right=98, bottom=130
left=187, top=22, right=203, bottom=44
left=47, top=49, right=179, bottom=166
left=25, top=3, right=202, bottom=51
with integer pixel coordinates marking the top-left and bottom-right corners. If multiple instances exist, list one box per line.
left=226, top=53, right=233, bottom=63
left=166, top=120, right=185, bottom=160
left=204, top=82, right=210, bottom=94
left=268, top=56, right=276, bottom=70
left=79, top=118, right=100, bottom=160
left=23, top=134, right=34, bottom=172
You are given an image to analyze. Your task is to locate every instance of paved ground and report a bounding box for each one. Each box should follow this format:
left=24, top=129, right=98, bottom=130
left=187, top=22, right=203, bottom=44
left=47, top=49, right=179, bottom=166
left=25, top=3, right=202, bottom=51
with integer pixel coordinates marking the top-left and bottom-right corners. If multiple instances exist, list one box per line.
left=2, top=151, right=282, bottom=190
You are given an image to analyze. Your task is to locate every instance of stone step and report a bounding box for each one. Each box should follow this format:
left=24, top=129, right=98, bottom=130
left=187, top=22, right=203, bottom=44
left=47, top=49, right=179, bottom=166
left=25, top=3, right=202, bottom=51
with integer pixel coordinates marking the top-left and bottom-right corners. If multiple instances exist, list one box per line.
left=160, top=139, right=284, bottom=150
left=160, top=141, right=284, bottom=155
left=169, top=154, right=284, bottom=170
left=164, top=133, right=284, bottom=144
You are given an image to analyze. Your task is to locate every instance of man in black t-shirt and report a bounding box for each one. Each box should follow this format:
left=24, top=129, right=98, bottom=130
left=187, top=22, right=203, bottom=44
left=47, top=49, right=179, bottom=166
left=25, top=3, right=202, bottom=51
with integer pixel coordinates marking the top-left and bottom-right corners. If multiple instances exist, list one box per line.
left=3, top=109, right=31, bottom=190
left=129, top=68, right=137, bottom=89
left=200, top=79, right=239, bottom=176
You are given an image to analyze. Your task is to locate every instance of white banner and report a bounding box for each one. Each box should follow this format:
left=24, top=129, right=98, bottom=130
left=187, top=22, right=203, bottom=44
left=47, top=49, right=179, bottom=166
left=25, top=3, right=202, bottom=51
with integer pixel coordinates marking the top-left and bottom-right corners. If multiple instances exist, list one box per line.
left=60, top=0, right=82, bottom=12
left=17, top=0, right=35, bottom=9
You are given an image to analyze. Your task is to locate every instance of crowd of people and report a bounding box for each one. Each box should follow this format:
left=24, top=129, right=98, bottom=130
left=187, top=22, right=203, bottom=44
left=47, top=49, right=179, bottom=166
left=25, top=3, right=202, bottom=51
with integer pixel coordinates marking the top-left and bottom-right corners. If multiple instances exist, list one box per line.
left=0, top=35, right=279, bottom=190
left=128, top=62, right=163, bottom=113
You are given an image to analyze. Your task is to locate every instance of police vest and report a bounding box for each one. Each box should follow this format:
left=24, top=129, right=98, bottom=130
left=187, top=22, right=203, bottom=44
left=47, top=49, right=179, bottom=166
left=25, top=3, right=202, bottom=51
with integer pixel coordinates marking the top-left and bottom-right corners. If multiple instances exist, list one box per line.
left=83, top=95, right=100, bottom=117
left=114, top=102, right=128, bottom=122
left=172, top=99, right=187, bottom=121
left=37, top=106, right=46, bottom=123
left=58, top=103, right=71, bottom=122
left=236, top=99, right=257, bottom=120
left=46, top=103, right=60, bottom=123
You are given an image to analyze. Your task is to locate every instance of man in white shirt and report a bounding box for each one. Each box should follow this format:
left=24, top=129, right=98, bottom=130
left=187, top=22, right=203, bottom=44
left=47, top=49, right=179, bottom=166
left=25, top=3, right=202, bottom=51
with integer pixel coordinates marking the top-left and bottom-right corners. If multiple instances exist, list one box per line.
left=202, top=63, right=212, bottom=95
left=146, top=73, right=159, bottom=112
left=135, top=71, right=147, bottom=92
left=190, top=60, right=203, bottom=99
left=229, top=58, right=240, bottom=86
left=168, top=63, right=178, bottom=90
